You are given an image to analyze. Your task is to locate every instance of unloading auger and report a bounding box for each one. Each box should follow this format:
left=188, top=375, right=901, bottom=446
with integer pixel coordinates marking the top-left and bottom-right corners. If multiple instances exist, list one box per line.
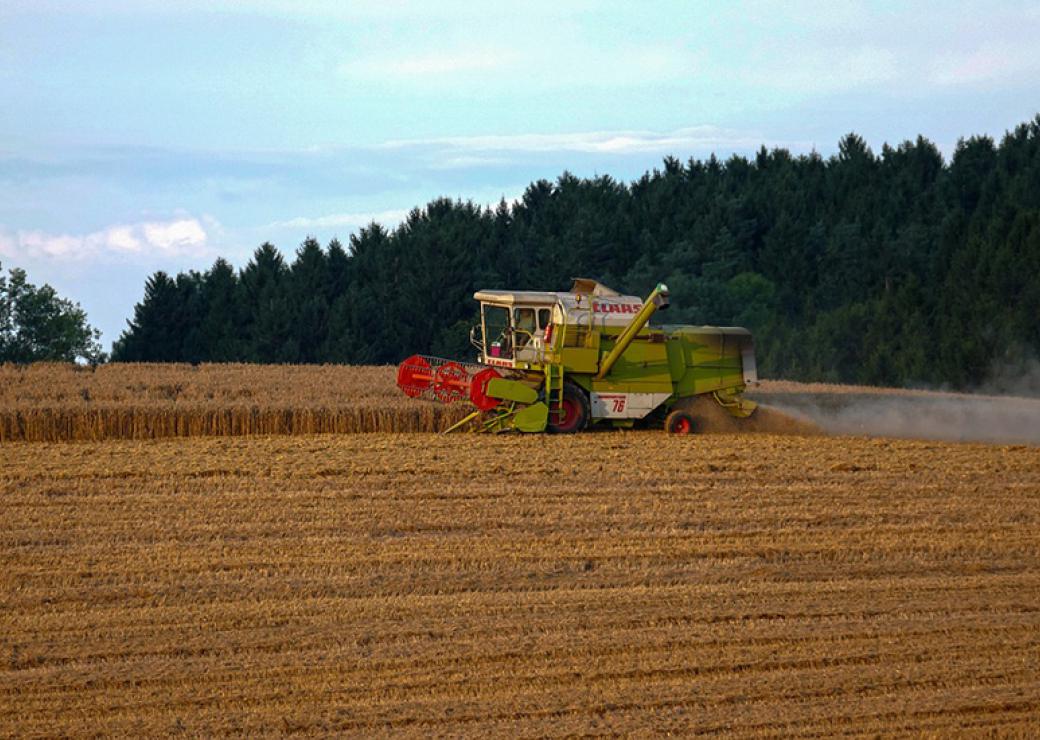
left=396, top=279, right=758, bottom=434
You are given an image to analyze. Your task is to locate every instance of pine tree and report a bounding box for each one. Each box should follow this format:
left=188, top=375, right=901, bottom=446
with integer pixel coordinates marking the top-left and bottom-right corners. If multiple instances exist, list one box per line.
left=112, top=272, right=181, bottom=361
left=289, top=237, right=330, bottom=363
left=240, top=243, right=296, bottom=362
left=200, top=258, right=241, bottom=361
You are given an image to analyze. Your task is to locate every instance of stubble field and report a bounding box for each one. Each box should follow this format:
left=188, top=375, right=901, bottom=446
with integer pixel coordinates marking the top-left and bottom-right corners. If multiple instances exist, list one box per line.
left=3, top=430, right=1039, bottom=736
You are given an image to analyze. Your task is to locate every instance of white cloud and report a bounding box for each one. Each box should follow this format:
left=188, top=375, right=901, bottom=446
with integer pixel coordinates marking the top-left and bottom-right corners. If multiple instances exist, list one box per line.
left=140, top=218, right=207, bottom=252
left=383, top=126, right=806, bottom=157
left=104, top=225, right=142, bottom=252
left=265, top=209, right=411, bottom=231
left=18, top=231, right=82, bottom=258
left=264, top=193, right=534, bottom=233
left=428, top=155, right=512, bottom=170
left=0, top=217, right=210, bottom=261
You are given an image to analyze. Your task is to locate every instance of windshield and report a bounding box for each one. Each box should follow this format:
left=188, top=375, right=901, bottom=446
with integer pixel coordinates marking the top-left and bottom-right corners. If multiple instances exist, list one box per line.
left=482, top=304, right=512, bottom=358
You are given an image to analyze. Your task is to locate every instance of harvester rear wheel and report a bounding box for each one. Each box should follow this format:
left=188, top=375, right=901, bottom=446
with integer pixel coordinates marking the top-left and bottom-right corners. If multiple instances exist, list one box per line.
left=547, top=382, right=589, bottom=434
left=665, top=409, right=696, bottom=434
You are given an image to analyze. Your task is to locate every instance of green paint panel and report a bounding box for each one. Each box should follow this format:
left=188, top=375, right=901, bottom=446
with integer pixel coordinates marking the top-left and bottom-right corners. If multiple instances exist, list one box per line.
left=487, top=378, right=539, bottom=404
left=513, top=402, right=548, bottom=432
left=560, top=322, right=751, bottom=399
left=560, top=347, right=600, bottom=374
left=665, top=339, right=686, bottom=381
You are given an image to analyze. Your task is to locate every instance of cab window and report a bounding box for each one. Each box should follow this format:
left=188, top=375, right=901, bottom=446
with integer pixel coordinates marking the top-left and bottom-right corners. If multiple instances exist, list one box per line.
left=513, top=307, right=536, bottom=348
left=514, top=307, right=536, bottom=332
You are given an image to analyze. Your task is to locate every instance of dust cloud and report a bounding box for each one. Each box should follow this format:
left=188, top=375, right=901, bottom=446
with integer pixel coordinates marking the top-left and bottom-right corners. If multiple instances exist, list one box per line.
left=753, top=389, right=1040, bottom=445
left=979, top=357, right=1040, bottom=399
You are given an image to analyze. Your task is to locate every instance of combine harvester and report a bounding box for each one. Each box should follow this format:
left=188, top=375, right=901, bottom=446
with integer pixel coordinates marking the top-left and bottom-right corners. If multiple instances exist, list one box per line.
left=396, top=279, right=758, bottom=433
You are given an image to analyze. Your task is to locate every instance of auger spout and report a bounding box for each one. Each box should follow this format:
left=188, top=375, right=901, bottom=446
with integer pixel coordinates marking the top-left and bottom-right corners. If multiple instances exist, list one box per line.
left=594, top=282, right=669, bottom=380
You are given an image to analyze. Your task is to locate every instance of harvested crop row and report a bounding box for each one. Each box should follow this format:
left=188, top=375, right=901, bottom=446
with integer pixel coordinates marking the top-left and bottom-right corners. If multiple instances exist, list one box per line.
left=2, top=433, right=1038, bottom=736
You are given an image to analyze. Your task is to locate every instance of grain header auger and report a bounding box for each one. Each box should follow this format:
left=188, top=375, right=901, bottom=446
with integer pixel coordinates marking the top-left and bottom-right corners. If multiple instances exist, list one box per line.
left=395, top=279, right=759, bottom=434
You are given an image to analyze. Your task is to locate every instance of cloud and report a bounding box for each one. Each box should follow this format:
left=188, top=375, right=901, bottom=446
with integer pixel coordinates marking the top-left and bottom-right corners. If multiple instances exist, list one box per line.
left=427, top=155, right=512, bottom=170
left=383, top=126, right=807, bottom=157
left=264, top=209, right=411, bottom=231
left=1, top=217, right=210, bottom=261
left=140, top=219, right=207, bottom=252
left=264, top=193, right=531, bottom=235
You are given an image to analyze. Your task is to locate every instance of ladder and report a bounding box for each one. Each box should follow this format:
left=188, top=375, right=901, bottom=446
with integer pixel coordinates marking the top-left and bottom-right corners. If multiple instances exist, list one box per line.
left=544, top=363, right=565, bottom=418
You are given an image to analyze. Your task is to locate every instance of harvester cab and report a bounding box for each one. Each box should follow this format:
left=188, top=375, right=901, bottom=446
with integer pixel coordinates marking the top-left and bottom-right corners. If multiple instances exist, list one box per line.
left=397, top=278, right=758, bottom=434
left=472, top=294, right=556, bottom=366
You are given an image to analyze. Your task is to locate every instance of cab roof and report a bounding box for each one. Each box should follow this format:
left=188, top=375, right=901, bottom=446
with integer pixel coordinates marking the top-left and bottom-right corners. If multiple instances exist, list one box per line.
left=472, top=290, right=562, bottom=306
left=474, top=278, right=629, bottom=307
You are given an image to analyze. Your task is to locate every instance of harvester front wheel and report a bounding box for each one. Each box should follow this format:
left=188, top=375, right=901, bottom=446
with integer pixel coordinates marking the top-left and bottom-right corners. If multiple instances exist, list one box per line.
left=547, top=382, right=589, bottom=434
left=664, top=409, right=696, bottom=434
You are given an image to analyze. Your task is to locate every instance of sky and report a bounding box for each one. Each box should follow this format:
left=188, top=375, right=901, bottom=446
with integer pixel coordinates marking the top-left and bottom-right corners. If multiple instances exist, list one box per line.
left=2, top=1, right=1039, bottom=348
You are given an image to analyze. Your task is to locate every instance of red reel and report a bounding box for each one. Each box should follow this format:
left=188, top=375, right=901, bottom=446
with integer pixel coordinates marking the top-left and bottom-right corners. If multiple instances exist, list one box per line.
left=433, top=361, right=470, bottom=404
left=396, top=355, right=433, bottom=398
left=469, top=367, right=503, bottom=410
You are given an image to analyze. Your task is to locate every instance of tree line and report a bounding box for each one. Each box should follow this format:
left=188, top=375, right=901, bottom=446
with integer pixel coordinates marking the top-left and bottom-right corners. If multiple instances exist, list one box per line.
left=1, top=264, right=104, bottom=364
left=112, top=116, right=1040, bottom=389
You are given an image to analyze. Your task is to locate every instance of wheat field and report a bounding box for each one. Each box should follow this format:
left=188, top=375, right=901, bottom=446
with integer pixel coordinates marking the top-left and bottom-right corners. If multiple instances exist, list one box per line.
left=3, top=432, right=1039, bottom=735
left=0, top=363, right=471, bottom=440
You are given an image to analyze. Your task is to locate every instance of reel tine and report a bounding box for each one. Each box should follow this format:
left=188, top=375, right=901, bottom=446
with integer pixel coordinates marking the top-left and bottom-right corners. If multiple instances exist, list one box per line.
left=397, top=355, right=487, bottom=405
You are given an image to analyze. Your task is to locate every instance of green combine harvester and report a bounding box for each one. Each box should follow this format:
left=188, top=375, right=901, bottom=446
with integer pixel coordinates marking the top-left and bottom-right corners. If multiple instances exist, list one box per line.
left=396, top=278, right=758, bottom=433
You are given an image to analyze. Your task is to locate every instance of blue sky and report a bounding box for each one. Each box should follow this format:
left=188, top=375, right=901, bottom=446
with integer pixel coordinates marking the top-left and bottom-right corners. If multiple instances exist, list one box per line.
left=2, top=1, right=1039, bottom=347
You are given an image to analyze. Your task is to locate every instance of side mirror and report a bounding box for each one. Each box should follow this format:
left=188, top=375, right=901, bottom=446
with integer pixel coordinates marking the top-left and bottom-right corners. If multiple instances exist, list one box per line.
left=469, top=324, right=484, bottom=353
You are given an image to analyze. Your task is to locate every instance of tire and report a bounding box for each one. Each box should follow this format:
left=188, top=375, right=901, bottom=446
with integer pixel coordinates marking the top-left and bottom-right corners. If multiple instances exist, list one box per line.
left=671, top=394, right=742, bottom=434
left=664, top=409, right=696, bottom=434
left=546, top=382, right=590, bottom=434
